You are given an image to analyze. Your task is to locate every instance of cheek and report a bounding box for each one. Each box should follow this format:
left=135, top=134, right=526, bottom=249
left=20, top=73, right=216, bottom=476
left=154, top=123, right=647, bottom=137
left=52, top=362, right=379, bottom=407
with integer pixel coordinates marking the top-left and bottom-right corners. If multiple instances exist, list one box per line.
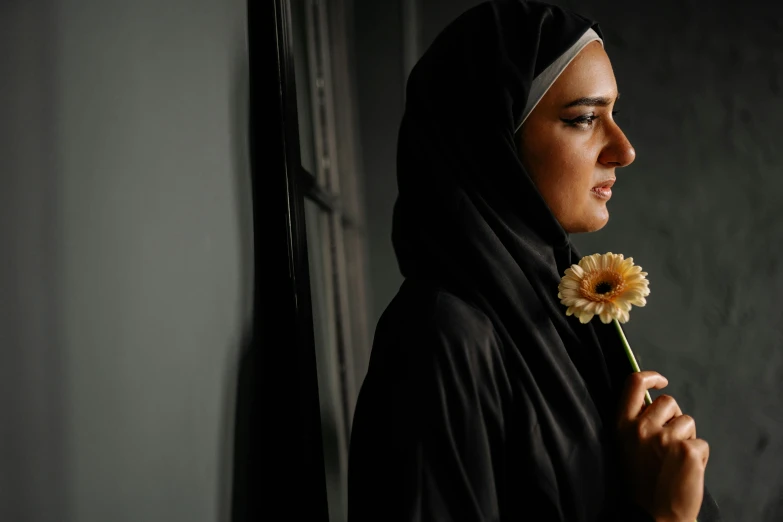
left=537, top=148, right=595, bottom=211
left=520, top=128, right=600, bottom=211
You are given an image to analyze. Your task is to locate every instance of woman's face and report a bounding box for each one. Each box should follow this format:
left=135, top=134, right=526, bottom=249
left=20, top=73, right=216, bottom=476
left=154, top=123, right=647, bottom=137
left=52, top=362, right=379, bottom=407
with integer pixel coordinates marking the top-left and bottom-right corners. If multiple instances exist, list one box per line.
left=518, top=41, right=635, bottom=234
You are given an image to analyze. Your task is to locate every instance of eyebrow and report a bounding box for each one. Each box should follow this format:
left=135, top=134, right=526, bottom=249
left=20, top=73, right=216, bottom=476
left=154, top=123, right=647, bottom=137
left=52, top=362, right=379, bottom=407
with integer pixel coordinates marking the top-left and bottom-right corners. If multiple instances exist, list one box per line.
left=563, top=93, right=621, bottom=108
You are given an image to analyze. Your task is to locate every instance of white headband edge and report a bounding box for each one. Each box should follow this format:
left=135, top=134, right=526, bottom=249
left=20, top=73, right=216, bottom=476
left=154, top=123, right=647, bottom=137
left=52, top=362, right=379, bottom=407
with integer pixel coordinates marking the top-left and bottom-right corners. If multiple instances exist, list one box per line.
left=515, top=28, right=604, bottom=133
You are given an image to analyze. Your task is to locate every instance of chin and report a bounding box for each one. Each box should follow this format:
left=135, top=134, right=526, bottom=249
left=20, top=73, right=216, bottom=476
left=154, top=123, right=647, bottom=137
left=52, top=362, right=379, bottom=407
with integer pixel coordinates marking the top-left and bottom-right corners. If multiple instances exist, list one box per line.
left=564, top=213, right=609, bottom=234
left=586, top=218, right=609, bottom=233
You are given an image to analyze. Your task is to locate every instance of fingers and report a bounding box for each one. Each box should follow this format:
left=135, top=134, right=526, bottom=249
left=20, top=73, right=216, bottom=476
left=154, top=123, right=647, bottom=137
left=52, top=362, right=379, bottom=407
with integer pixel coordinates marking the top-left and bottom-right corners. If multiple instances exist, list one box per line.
left=664, top=414, right=696, bottom=441
left=642, top=394, right=683, bottom=427
left=619, top=371, right=669, bottom=423
left=680, top=438, right=710, bottom=468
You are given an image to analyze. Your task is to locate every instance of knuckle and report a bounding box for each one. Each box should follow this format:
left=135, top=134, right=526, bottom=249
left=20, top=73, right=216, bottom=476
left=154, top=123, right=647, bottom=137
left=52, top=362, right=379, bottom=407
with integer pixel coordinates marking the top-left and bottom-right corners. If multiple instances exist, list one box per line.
left=628, top=372, right=644, bottom=388
left=634, top=420, right=651, bottom=439
left=681, top=441, right=701, bottom=460
left=658, top=394, right=681, bottom=411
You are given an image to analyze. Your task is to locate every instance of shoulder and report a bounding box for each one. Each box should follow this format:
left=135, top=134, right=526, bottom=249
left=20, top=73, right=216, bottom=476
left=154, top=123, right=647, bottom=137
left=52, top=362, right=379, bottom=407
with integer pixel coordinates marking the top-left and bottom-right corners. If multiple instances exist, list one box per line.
left=371, top=280, right=507, bottom=384
left=388, top=281, right=503, bottom=376
left=388, top=280, right=496, bottom=347
left=363, top=281, right=511, bottom=423
left=429, top=290, right=496, bottom=347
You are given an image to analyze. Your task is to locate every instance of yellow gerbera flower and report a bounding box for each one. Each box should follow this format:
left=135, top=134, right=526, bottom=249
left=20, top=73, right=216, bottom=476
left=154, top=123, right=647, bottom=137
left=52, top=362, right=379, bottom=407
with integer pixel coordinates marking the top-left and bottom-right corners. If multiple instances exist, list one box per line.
left=557, top=252, right=650, bottom=325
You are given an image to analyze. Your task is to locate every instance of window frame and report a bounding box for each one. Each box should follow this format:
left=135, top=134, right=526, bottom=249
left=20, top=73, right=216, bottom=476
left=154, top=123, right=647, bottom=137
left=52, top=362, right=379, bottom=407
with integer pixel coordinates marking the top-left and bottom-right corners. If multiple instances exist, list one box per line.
left=231, top=1, right=331, bottom=521
left=234, top=0, right=373, bottom=520
left=293, top=1, right=372, bottom=519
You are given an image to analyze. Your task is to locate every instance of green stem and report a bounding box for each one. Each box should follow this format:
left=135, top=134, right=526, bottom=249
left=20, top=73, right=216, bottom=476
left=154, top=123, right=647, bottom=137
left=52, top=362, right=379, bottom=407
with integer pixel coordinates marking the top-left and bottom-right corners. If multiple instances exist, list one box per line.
left=613, top=319, right=695, bottom=521
left=612, top=318, right=652, bottom=406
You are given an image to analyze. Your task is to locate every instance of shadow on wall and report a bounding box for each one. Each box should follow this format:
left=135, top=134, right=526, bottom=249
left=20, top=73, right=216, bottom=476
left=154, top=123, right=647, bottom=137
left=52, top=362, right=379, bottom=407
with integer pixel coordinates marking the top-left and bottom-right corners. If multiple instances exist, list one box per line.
left=0, top=1, right=72, bottom=520
left=220, top=29, right=254, bottom=522
left=353, top=0, right=406, bottom=331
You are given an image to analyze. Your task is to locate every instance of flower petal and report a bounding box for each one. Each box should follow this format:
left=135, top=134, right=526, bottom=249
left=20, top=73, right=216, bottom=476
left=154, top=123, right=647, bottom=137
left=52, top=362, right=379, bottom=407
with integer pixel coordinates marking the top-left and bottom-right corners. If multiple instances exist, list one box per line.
left=559, top=279, right=580, bottom=290
left=574, top=298, right=592, bottom=308
left=599, top=310, right=613, bottom=324
left=580, top=256, right=593, bottom=272
left=559, top=288, right=578, bottom=297
left=559, top=252, right=650, bottom=323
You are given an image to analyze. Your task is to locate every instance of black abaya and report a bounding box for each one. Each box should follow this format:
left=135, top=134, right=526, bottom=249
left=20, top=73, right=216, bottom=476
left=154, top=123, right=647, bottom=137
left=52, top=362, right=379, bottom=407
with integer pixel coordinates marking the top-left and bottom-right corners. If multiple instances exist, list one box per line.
left=346, top=1, right=722, bottom=520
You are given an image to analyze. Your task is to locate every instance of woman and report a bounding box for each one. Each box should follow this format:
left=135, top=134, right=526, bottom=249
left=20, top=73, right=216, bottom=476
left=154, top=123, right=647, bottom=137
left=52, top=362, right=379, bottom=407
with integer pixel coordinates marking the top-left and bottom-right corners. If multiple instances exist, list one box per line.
left=347, top=1, right=722, bottom=521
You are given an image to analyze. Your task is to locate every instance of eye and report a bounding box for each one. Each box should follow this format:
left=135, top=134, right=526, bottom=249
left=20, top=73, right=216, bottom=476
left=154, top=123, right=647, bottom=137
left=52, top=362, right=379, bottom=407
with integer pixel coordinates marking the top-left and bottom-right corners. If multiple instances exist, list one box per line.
left=561, top=114, right=598, bottom=129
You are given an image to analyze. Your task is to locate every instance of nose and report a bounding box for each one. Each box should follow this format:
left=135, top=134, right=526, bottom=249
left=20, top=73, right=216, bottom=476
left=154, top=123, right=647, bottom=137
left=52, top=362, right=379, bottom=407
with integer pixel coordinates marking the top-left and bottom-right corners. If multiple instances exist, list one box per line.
left=598, top=123, right=636, bottom=168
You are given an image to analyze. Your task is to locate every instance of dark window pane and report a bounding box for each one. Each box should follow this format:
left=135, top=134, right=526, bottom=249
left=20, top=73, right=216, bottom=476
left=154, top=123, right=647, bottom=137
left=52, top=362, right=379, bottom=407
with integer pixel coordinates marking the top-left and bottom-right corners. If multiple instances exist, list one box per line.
left=303, top=197, right=348, bottom=522
left=290, top=0, right=317, bottom=174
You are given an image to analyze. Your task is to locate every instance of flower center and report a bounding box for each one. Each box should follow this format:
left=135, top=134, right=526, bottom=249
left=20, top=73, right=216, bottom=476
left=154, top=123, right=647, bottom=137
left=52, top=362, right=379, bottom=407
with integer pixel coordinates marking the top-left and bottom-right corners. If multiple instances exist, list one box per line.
left=580, top=270, right=626, bottom=302
left=595, top=281, right=613, bottom=294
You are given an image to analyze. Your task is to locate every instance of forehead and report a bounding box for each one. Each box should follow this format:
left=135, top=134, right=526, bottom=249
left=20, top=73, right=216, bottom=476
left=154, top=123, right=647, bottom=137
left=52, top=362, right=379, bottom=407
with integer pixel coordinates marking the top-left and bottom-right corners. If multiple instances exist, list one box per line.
left=543, top=42, right=617, bottom=101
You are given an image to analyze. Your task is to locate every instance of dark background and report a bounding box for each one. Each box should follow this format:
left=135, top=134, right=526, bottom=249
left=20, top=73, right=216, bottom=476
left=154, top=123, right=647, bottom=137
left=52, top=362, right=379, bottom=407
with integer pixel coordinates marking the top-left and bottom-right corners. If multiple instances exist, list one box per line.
left=355, top=1, right=783, bottom=520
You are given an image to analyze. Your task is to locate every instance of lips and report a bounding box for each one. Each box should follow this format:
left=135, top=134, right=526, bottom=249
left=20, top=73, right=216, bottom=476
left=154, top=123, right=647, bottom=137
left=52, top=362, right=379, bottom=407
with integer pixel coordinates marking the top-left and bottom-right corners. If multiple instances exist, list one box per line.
left=593, top=178, right=615, bottom=189
left=591, top=178, right=615, bottom=200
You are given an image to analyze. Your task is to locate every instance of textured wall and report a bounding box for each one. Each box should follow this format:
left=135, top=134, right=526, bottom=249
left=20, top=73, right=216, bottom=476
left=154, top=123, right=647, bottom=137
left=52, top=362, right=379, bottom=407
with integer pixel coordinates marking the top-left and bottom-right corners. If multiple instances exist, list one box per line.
left=0, top=1, right=252, bottom=521
left=357, top=0, right=783, bottom=520
left=562, top=2, right=783, bottom=519
left=354, top=0, right=406, bottom=329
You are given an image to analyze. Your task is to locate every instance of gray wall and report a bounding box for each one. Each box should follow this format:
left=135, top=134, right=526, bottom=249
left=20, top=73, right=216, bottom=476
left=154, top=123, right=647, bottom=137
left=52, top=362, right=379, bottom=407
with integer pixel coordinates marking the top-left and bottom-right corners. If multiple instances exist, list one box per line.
left=356, top=0, right=783, bottom=520
left=0, top=1, right=252, bottom=521
left=354, top=0, right=406, bottom=329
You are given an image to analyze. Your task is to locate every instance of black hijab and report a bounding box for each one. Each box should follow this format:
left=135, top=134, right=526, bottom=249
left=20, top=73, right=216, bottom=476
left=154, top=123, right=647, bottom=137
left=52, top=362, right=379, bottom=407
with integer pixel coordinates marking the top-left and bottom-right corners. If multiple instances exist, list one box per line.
left=348, top=1, right=721, bottom=520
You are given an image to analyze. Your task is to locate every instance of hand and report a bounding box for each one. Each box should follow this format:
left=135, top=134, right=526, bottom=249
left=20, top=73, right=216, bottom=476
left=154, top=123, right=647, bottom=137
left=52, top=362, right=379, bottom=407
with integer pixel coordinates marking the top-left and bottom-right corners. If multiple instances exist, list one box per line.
left=616, top=371, right=709, bottom=522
